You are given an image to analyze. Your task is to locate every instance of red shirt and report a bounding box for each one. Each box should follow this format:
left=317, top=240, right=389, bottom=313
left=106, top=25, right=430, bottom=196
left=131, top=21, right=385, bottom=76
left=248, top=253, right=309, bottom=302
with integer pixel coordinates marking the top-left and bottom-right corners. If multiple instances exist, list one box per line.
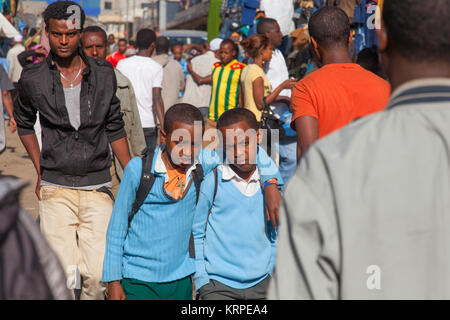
left=291, top=63, right=391, bottom=138
left=106, top=50, right=126, bottom=68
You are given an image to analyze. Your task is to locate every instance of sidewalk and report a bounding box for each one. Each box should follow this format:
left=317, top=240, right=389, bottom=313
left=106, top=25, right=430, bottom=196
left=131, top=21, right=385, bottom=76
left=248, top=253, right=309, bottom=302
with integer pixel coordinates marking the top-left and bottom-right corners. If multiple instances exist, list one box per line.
left=0, top=120, right=39, bottom=219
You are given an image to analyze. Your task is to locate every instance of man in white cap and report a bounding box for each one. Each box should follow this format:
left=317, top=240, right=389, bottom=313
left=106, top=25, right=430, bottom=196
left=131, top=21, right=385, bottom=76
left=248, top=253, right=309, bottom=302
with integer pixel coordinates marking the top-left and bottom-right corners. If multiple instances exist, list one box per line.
left=182, top=38, right=222, bottom=118
left=6, top=34, right=25, bottom=88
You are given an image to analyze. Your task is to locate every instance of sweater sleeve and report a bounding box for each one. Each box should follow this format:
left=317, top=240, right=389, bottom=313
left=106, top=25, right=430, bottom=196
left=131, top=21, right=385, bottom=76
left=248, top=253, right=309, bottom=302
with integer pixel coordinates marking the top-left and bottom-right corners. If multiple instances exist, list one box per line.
left=102, top=158, right=141, bottom=282
left=199, top=147, right=284, bottom=187
left=192, top=171, right=215, bottom=291
left=257, top=146, right=284, bottom=187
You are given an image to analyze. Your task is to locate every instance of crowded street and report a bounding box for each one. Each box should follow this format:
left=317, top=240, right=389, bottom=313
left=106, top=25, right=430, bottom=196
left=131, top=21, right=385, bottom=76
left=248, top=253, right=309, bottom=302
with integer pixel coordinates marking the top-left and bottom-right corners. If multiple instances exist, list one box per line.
left=0, top=0, right=450, bottom=307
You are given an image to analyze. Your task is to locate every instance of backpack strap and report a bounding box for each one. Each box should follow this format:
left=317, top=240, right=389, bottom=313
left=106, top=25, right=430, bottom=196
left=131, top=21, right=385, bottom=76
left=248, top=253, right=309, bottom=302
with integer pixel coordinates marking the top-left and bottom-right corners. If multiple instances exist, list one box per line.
left=189, top=163, right=205, bottom=259
left=128, top=148, right=156, bottom=230
left=192, top=163, right=204, bottom=203
left=205, top=168, right=219, bottom=232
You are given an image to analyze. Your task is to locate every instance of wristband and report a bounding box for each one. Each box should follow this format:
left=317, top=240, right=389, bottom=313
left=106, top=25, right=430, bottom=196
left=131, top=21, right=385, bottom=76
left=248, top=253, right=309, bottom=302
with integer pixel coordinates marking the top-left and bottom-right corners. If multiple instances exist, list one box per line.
left=263, top=178, right=278, bottom=191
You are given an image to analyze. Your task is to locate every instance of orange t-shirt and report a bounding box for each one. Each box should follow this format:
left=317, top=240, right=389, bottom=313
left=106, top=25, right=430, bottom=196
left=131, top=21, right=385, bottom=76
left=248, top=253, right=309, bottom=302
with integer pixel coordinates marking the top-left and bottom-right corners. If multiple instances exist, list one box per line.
left=291, top=63, right=391, bottom=138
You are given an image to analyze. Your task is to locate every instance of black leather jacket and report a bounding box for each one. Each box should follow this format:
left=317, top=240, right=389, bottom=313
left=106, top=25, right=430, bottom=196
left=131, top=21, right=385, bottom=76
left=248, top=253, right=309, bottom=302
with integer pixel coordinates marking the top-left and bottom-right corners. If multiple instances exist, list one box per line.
left=14, top=48, right=126, bottom=187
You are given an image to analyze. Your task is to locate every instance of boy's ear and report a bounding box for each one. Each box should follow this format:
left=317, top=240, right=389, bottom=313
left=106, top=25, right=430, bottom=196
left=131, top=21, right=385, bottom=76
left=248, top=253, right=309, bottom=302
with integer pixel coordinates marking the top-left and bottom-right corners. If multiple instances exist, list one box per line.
left=160, top=129, right=167, bottom=145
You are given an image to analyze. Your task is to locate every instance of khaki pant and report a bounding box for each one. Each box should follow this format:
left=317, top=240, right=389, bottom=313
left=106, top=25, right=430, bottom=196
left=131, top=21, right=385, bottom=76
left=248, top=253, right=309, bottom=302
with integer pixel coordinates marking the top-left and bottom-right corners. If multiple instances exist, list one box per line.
left=39, top=186, right=114, bottom=300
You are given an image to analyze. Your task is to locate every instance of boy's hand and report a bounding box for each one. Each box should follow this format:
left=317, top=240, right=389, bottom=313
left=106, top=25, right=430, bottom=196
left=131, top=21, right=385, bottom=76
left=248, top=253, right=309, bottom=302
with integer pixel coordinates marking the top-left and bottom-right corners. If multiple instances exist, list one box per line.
left=107, top=281, right=126, bottom=300
left=265, top=184, right=282, bottom=228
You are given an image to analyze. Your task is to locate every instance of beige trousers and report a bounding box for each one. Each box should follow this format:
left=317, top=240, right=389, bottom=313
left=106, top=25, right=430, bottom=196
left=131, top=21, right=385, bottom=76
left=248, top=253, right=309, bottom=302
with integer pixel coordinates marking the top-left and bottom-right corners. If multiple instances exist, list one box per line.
left=39, top=186, right=114, bottom=300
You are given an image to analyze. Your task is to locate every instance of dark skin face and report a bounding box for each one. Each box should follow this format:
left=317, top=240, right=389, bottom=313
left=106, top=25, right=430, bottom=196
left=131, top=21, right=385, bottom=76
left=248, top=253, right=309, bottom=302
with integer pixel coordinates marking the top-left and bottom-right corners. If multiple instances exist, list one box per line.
left=46, top=18, right=81, bottom=60
left=81, top=32, right=108, bottom=60
left=219, top=42, right=237, bottom=66
left=161, top=121, right=203, bottom=171
left=264, top=22, right=283, bottom=49
left=219, top=121, right=259, bottom=180
left=108, top=35, right=115, bottom=44
left=172, top=45, right=183, bottom=61
left=118, top=40, right=128, bottom=54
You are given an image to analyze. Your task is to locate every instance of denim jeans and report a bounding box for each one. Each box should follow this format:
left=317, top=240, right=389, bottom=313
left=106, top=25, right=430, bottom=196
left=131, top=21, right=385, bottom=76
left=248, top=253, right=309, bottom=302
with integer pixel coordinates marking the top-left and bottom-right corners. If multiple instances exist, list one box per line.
left=276, top=136, right=298, bottom=190
left=143, top=127, right=158, bottom=152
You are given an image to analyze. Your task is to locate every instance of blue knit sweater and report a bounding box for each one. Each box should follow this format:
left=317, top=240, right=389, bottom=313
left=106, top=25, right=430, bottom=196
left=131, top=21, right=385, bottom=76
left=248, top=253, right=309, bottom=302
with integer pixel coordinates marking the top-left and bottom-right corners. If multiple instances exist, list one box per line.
left=102, top=146, right=282, bottom=283
left=193, top=167, right=277, bottom=290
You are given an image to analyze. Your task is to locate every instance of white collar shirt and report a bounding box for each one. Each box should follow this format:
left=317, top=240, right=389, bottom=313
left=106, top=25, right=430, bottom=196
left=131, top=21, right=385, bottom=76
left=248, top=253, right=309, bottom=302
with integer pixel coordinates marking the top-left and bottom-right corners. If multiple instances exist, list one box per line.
left=219, top=164, right=261, bottom=197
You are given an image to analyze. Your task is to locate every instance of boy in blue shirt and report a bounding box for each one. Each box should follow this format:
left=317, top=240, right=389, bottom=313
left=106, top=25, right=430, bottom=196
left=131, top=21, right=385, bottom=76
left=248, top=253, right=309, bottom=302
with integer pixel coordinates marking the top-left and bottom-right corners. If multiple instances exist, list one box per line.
left=102, top=104, right=282, bottom=300
left=193, top=108, right=278, bottom=300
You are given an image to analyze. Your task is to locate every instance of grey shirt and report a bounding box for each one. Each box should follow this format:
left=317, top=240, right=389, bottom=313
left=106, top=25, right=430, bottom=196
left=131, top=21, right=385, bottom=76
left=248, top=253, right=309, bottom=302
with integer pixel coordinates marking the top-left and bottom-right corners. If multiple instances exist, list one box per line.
left=269, top=78, right=450, bottom=300
left=64, top=83, right=81, bottom=131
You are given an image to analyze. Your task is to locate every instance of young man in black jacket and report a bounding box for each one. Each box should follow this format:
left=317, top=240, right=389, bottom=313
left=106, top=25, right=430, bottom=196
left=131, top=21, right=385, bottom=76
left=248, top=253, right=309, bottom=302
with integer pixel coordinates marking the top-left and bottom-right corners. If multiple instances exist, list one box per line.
left=14, top=1, right=131, bottom=300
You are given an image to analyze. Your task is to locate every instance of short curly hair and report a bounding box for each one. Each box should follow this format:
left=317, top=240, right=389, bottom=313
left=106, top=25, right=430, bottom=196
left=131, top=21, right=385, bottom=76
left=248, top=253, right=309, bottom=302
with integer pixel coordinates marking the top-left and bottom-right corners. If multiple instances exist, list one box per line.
left=383, top=0, right=449, bottom=63
left=308, top=6, right=350, bottom=49
left=43, top=1, right=86, bottom=31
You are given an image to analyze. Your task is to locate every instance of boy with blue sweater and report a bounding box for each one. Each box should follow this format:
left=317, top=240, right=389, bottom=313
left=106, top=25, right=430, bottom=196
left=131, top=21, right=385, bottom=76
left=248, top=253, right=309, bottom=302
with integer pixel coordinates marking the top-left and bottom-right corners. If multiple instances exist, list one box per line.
left=102, top=104, right=282, bottom=300
left=193, top=108, right=278, bottom=300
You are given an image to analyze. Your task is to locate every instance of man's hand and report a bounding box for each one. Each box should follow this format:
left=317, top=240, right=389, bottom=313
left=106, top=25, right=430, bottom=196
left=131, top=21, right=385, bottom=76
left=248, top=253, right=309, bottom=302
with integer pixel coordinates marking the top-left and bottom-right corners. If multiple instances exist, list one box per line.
left=265, top=184, right=282, bottom=229
left=9, top=117, right=17, bottom=133
left=36, top=175, right=41, bottom=200
left=107, top=281, right=126, bottom=300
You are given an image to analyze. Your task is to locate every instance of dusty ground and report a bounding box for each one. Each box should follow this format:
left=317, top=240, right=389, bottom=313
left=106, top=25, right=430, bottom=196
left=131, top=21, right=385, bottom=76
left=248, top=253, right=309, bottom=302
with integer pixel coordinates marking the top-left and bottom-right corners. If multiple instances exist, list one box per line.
left=1, top=120, right=39, bottom=219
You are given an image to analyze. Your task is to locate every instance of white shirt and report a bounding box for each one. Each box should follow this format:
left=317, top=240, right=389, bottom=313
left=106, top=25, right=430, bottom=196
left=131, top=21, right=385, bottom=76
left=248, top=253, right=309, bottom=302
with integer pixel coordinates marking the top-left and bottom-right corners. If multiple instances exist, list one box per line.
left=263, top=49, right=292, bottom=118
left=260, top=0, right=295, bottom=36
left=117, top=56, right=163, bottom=128
left=219, top=164, right=261, bottom=197
left=7, top=43, right=25, bottom=83
left=181, top=51, right=219, bottom=108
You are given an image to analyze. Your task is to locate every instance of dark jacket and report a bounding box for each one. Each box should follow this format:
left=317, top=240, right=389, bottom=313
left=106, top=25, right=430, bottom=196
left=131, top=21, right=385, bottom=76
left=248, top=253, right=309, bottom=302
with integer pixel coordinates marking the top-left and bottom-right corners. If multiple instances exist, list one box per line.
left=14, top=48, right=126, bottom=187
left=0, top=176, right=72, bottom=300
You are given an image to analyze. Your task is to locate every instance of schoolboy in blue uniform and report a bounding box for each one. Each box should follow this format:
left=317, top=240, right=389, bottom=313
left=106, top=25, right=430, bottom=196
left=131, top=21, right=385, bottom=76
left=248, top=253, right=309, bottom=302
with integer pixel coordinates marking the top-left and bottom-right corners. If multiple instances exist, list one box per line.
left=102, top=104, right=282, bottom=300
left=193, top=108, right=278, bottom=300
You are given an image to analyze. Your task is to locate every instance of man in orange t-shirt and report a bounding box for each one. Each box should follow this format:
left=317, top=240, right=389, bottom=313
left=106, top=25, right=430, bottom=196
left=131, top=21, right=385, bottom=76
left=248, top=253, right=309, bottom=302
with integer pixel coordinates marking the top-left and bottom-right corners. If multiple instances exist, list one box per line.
left=291, top=6, right=391, bottom=161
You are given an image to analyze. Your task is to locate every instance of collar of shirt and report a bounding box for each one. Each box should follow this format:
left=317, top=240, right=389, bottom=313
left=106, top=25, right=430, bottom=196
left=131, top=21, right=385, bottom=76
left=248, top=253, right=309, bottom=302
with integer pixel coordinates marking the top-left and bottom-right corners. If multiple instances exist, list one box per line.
left=154, top=147, right=198, bottom=185
left=219, top=164, right=261, bottom=197
left=389, top=78, right=450, bottom=107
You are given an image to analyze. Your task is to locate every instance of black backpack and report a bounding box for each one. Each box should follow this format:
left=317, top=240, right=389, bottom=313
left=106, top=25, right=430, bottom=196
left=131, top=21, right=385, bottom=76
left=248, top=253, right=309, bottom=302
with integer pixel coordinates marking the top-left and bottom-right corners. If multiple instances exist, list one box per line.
left=127, top=147, right=205, bottom=258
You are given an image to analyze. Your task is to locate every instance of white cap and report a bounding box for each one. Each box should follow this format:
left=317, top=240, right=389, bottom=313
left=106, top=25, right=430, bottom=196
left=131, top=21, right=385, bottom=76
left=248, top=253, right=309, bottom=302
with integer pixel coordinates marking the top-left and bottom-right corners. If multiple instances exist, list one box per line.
left=210, top=38, right=223, bottom=52
left=14, top=35, right=23, bottom=43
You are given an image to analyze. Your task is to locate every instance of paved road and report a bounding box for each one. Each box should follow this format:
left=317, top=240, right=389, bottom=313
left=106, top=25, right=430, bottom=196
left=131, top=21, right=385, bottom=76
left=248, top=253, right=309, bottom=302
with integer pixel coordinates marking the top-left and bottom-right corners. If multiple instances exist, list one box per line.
left=1, top=120, right=39, bottom=219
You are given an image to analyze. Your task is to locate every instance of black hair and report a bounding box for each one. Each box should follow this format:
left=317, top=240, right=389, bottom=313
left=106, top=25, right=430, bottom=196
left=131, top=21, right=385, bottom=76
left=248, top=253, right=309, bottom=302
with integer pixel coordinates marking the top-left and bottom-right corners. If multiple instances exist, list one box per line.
left=43, top=1, right=86, bottom=31
left=217, top=108, right=258, bottom=131
left=136, top=28, right=156, bottom=50
left=118, top=38, right=127, bottom=44
left=171, top=42, right=183, bottom=51
left=383, top=0, right=449, bottom=63
left=257, top=18, right=278, bottom=35
left=221, top=38, right=239, bottom=57
left=82, top=25, right=107, bottom=43
left=29, top=28, right=37, bottom=36
left=164, top=103, right=205, bottom=134
left=357, top=47, right=379, bottom=73
left=308, top=6, right=350, bottom=49
left=156, top=36, right=170, bottom=54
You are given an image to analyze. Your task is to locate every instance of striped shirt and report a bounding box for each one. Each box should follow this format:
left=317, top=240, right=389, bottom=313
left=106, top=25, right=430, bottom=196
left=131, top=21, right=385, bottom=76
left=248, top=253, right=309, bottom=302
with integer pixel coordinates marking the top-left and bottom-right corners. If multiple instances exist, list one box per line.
left=209, top=59, right=246, bottom=121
